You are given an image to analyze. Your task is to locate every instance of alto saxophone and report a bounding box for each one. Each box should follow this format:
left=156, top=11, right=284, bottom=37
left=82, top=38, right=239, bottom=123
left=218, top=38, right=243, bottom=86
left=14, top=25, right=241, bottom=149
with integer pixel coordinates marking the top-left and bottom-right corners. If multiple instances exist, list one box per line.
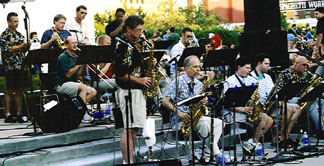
left=181, top=75, right=210, bottom=138
left=297, top=70, right=323, bottom=112
left=143, top=39, right=163, bottom=98
left=247, top=75, right=263, bottom=123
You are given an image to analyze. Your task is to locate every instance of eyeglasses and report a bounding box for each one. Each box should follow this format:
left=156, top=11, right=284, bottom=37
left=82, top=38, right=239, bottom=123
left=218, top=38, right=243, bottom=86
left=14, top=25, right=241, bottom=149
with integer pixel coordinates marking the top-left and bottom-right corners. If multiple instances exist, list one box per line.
left=302, top=64, right=308, bottom=67
left=80, top=12, right=87, bottom=15
left=186, top=35, right=193, bottom=38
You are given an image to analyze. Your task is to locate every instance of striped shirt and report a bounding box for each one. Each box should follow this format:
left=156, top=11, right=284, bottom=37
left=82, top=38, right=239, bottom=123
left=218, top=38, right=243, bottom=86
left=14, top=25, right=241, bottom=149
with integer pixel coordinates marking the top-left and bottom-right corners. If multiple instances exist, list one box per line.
left=250, top=70, right=274, bottom=103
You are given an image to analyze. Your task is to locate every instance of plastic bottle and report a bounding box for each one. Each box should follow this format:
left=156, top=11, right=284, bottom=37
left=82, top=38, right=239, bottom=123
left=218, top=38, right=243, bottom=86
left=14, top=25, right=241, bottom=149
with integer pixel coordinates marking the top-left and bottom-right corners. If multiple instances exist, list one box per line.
left=255, top=143, right=262, bottom=161
left=302, top=132, right=308, bottom=147
left=218, top=153, right=223, bottom=166
left=104, top=100, right=111, bottom=118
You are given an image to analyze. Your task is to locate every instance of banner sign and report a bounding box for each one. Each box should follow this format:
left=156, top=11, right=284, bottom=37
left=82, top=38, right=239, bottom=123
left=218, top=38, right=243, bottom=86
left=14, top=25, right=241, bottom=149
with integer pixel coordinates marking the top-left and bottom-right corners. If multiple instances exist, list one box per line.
left=280, top=0, right=324, bottom=11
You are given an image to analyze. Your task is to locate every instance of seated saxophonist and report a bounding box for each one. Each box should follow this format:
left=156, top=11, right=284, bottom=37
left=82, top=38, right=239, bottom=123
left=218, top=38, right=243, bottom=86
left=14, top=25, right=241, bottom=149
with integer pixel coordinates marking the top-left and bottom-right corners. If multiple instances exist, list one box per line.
left=162, top=55, right=225, bottom=161
left=242, top=54, right=274, bottom=152
left=223, top=56, right=273, bottom=153
left=273, top=56, right=309, bottom=148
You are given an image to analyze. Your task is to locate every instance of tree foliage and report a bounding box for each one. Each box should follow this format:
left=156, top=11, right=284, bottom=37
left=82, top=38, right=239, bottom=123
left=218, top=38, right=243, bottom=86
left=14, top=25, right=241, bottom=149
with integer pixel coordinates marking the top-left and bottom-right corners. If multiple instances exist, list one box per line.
left=93, top=2, right=238, bottom=46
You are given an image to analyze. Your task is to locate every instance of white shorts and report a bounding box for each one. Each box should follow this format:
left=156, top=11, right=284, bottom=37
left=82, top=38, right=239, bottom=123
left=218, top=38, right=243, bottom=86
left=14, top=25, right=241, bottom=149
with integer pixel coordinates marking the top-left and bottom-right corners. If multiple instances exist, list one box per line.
left=119, top=89, right=146, bottom=128
left=56, top=82, right=81, bottom=97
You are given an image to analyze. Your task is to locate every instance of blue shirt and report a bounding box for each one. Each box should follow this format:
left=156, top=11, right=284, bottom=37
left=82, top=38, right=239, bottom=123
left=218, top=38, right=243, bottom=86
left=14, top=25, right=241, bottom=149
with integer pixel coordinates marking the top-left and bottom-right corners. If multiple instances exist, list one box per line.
left=165, top=74, right=203, bottom=126
left=40, top=29, right=71, bottom=47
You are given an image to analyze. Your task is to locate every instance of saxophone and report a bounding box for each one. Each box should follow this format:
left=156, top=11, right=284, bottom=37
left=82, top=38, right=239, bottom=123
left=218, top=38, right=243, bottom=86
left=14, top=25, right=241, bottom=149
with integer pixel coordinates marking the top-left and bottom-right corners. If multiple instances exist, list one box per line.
left=247, top=75, right=262, bottom=123
left=297, top=71, right=323, bottom=112
left=143, top=39, right=163, bottom=98
left=181, top=75, right=210, bottom=138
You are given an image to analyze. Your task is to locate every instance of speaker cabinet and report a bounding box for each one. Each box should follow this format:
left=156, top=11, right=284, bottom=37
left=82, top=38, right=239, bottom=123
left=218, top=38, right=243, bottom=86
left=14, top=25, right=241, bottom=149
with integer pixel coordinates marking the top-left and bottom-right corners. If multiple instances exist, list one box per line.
left=239, top=30, right=289, bottom=69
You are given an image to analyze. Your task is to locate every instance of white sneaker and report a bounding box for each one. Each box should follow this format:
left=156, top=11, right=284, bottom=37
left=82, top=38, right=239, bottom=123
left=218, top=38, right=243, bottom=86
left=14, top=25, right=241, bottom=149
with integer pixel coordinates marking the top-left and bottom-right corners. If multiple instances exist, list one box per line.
left=243, top=138, right=257, bottom=153
left=82, top=112, right=93, bottom=123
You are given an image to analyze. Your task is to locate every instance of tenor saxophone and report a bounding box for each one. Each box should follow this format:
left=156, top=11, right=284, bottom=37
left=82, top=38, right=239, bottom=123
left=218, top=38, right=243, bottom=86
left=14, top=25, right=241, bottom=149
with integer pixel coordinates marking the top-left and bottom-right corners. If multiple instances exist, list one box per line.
left=297, top=70, right=323, bottom=112
left=143, top=39, right=163, bottom=98
left=181, top=75, right=210, bottom=138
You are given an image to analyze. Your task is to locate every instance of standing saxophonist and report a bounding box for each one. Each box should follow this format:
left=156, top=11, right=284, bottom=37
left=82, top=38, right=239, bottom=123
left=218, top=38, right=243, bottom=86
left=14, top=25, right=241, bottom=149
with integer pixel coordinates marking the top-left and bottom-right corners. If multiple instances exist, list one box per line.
left=162, top=55, right=224, bottom=160
left=113, top=15, right=150, bottom=164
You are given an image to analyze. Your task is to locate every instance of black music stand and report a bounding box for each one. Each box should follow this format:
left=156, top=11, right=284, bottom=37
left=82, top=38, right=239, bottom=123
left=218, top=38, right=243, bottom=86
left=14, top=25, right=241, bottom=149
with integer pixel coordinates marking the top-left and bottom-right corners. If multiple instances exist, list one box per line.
left=77, top=45, right=115, bottom=64
left=218, top=85, right=257, bottom=164
left=203, top=49, right=239, bottom=69
left=76, top=45, right=115, bottom=125
left=177, top=47, right=205, bottom=68
left=268, top=82, right=307, bottom=162
left=177, top=93, right=208, bottom=166
left=153, top=40, right=174, bottom=49
left=24, top=48, right=63, bottom=136
left=140, top=50, right=165, bottom=63
left=298, top=83, right=324, bottom=152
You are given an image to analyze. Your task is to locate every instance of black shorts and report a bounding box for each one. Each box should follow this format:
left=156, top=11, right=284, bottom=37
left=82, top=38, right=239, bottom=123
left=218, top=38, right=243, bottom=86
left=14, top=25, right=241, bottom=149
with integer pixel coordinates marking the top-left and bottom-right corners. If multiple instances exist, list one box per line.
left=5, top=70, right=30, bottom=90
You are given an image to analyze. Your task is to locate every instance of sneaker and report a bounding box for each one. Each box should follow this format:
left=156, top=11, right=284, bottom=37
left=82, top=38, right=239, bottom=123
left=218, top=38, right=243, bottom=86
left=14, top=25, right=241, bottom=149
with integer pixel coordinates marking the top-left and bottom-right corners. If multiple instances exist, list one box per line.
left=18, top=116, right=28, bottom=123
left=4, top=116, right=16, bottom=123
left=243, top=138, right=257, bottom=153
left=82, top=112, right=94, bottom=123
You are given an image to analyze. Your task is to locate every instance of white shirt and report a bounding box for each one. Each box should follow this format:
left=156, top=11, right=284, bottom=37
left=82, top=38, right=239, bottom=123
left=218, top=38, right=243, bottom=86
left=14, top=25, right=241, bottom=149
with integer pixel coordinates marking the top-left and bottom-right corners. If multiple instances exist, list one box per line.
left=223, top=73, right=257, bottom=94
left=64, top=18, right=93, bottom=44
left=250, top=70, right=274, bottom=103
left=170, top=41, right=185, bottom=73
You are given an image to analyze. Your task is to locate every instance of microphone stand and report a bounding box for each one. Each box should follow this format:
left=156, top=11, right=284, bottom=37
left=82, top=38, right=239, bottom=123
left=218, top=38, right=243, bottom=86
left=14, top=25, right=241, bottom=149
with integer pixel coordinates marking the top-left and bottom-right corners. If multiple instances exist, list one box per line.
left=22, top=4, right=41, bottom=136
left=168, top=54, right=180, bottom=159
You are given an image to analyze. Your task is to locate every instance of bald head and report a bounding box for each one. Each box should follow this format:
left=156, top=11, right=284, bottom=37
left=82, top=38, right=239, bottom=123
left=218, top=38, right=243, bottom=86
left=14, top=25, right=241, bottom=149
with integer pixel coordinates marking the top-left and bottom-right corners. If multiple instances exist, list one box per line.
left=294, top=56, right=308, bottom=74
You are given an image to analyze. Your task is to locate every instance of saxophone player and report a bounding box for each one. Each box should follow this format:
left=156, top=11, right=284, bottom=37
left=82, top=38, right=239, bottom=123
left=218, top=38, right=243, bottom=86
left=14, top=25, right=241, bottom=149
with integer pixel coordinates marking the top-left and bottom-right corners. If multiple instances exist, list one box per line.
left=243, top=54, right=274, bottom=152
left=162, top=55, right=225, bottom=161
left=113, top=15, right=150, bottom=164
left=223, top=56, right=273, bottom=154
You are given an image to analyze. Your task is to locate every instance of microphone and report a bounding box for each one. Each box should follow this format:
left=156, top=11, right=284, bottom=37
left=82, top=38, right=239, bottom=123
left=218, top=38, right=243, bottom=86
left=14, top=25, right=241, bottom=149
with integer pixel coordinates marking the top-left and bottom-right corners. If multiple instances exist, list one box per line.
left=69, top=30, right=82, bottom=33
left=115, top=37, right=133, bottom=49
left=268, top=66, right=281, bottom=72
left=21, top=5, right=29, bottom=18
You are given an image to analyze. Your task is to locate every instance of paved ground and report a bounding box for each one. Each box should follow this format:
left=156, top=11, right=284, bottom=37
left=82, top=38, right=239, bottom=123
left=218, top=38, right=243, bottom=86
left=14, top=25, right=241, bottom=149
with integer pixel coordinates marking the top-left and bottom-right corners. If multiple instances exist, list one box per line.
left=1, top=119, right=324, bottom=166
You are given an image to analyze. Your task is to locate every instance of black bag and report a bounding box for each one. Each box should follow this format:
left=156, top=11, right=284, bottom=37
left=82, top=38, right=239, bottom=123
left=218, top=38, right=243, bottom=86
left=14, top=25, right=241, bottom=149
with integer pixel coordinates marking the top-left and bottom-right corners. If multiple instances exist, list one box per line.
left=39, top=96, right=86, bottom=133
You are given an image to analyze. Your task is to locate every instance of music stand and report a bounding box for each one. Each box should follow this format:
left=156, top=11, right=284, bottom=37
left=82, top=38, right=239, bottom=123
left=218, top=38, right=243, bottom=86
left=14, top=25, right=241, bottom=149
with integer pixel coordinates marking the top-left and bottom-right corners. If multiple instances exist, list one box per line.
left=176, top=93, right=208, bottom=166
left=140, top=50, right=165, bottom=63
left=268, top=82, right=307, bottom=162
left=219, top=85, right=257, bottom=163
left=77, top=45, right=115, bottom=64
left=75, top=45, right=115, bottom=125
left=23, top=48, right=61, bottom=136
left=298, top=83, right=324, bottom=152
left=153, top=40, right=174, bottom=50
left=177, top=47, right=205, bottom=68
left=203, top=48, right=239, bottom=70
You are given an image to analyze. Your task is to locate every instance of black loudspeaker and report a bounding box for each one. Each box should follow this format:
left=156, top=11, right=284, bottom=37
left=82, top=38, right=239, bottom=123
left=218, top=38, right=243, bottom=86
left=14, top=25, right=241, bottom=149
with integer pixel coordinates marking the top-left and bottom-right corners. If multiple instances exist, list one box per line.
left=38, top=96, right=86, bottom=133
left=244, top=0, right=281, bottom=31
left=239, top=30, right=289, bottom=69
left=113, top=159, right=182, bottom=166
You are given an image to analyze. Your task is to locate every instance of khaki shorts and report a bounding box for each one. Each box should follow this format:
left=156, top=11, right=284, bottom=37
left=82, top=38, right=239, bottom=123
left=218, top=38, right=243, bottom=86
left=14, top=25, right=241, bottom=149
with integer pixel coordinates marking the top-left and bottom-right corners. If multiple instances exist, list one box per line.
left=119, top=89, right=146, bottom=128
left=56, top=82, right=81, bottom=97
